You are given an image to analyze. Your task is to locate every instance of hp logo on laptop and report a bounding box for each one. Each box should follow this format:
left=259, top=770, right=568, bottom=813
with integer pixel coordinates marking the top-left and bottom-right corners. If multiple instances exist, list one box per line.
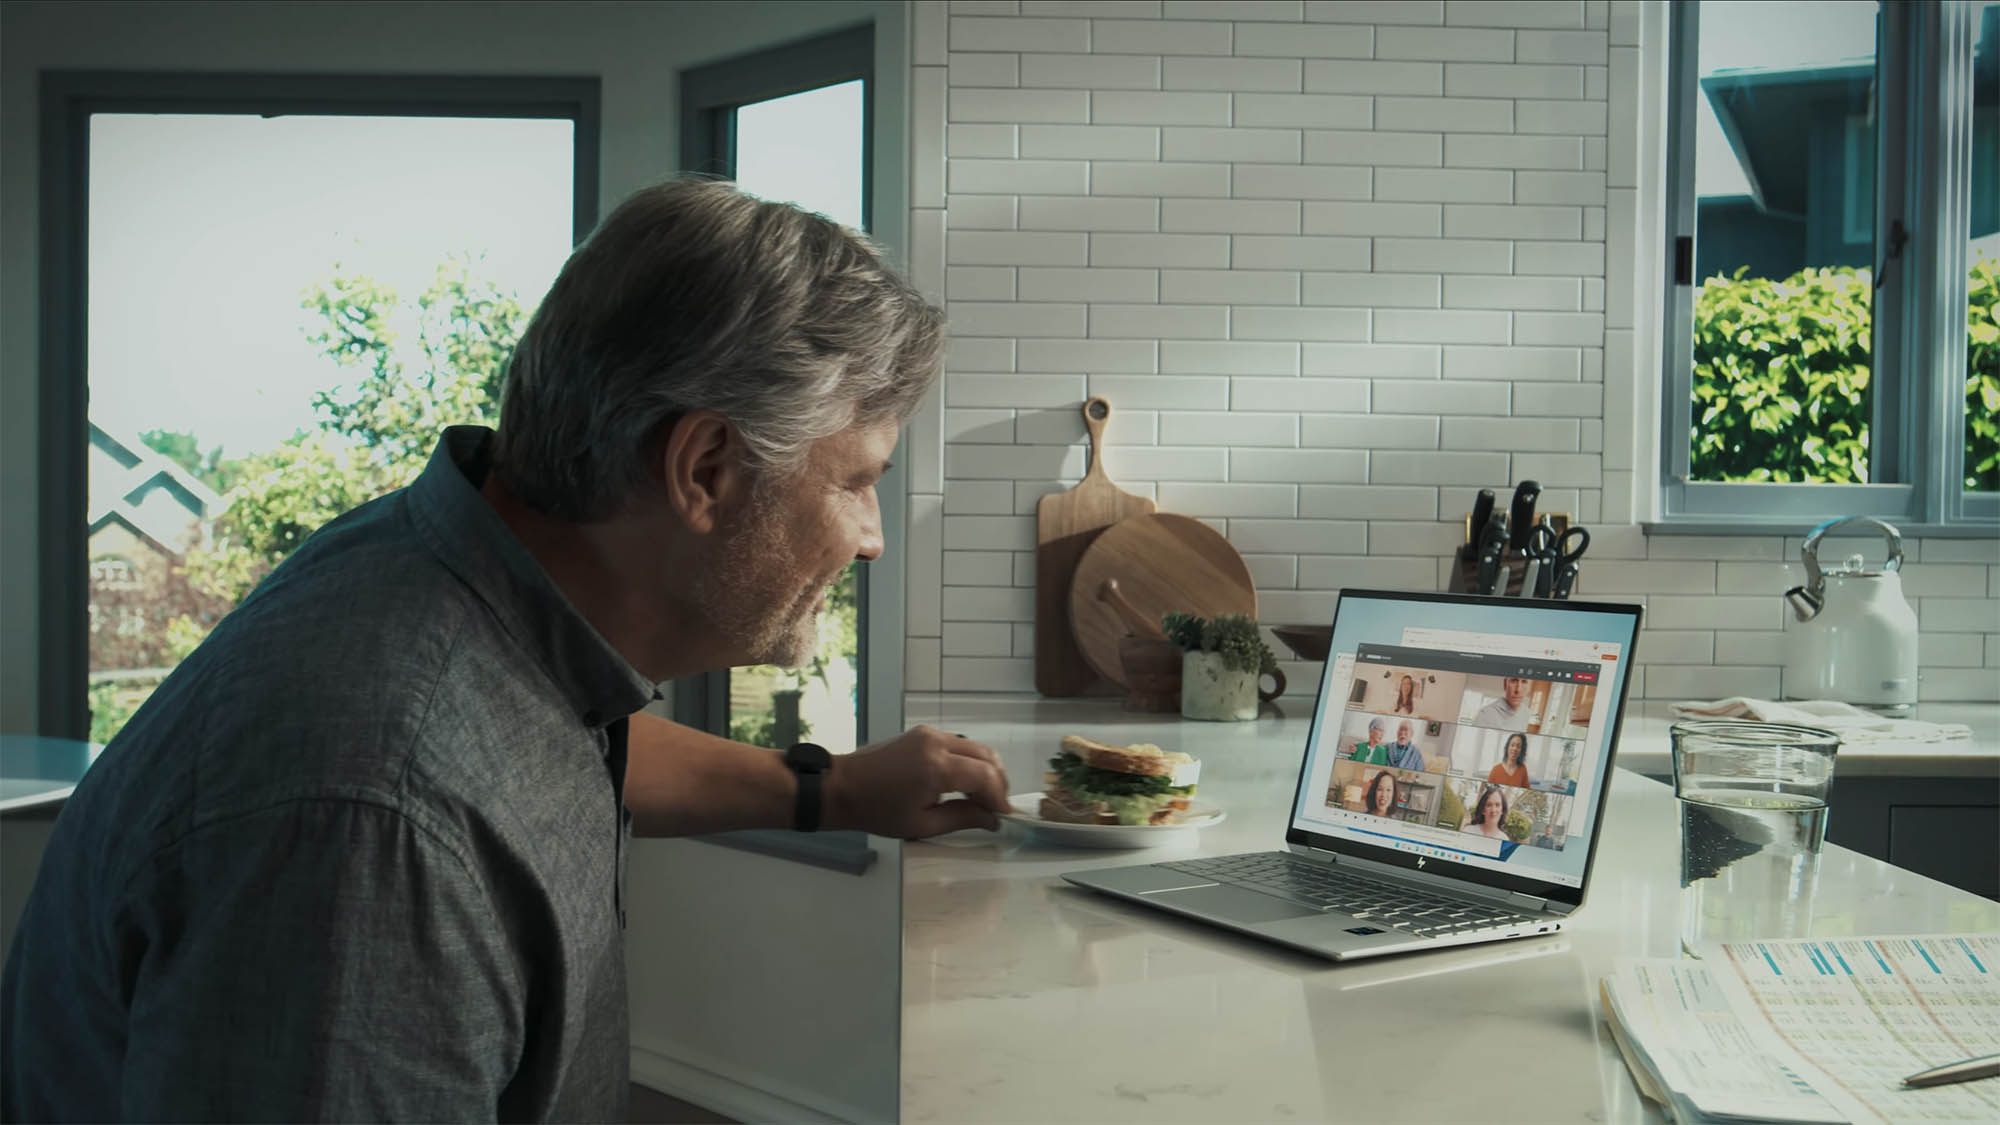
left=1417, top=857, right=1427, bottom=868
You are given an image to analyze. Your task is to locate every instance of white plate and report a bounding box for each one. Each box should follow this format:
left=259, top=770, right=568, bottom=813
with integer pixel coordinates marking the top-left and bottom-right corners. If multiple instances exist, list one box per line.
left=999, top=792, right=1227, bottom=849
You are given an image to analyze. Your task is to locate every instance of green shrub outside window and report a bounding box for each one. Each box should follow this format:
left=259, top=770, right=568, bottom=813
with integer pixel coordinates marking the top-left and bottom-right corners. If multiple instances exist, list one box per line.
left=1690, top=258, right=2000, bottom=490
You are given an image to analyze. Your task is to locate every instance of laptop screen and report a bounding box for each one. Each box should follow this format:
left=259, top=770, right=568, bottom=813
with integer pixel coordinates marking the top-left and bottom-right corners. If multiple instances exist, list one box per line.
left=1288, top=590, right=1642, bottom=901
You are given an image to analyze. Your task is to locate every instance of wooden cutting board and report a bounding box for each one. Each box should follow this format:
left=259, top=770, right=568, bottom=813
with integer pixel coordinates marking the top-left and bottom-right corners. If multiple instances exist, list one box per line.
left=1067, top=513, right=1257, bottom=687
left=1035, top=397, right=1155, bottom=696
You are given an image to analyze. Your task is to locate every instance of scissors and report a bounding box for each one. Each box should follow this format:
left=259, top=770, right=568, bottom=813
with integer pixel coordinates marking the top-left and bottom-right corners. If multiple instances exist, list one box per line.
left=1528, top=521, right=1589, bottom=599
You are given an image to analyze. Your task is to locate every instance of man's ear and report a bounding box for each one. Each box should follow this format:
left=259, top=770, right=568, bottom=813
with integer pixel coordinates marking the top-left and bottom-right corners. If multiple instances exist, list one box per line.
left=659, top=410, right=748, bottom=534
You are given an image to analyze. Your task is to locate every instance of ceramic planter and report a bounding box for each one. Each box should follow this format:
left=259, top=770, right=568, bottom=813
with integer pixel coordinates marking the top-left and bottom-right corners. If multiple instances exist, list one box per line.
left=1178, top=651, right=1289, bottom=721
left=1180, top=651, right=1258, bottom=721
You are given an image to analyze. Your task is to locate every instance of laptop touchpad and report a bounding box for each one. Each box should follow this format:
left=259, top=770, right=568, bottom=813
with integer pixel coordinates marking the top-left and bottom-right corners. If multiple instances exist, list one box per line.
left=1148, top=884, right=1323, bottom=923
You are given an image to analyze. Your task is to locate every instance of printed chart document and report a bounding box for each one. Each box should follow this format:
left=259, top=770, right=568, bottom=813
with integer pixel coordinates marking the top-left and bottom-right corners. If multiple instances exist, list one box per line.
left=1601, top=935, right=2000, bottom=1124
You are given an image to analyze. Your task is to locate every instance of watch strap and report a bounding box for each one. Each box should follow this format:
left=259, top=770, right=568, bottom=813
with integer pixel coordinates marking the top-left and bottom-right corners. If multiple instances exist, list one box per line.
left=793, top=767, right=823, bottom=833
left=784, top=742, right=832, bottom=833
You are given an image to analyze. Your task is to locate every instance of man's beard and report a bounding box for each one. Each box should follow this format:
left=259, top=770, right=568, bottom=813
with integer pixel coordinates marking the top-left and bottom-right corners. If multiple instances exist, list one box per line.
left=691, top=488, right=823, bottom=669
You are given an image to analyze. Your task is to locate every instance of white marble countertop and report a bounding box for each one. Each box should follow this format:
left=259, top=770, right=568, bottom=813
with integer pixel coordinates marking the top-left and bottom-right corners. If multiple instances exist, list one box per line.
left=1614, top=701, right=2000, bottom=778
left=900, top=695, right=2000, bottom=1125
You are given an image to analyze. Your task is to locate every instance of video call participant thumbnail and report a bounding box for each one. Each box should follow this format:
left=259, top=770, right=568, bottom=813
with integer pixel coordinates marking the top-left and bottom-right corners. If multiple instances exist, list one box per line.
left=1391, top=674, right=1418, bottom=714
left=1348, top=665, right=1466, bottom=724
left=1346, top=717, right=1392, bottom=765
left=1461, top=784, right=1520, bottom=859
left=1325, top=759, right=1407, bottom=818
left=1345, top=716, right=1425, bottom=772
left=1362, top=769, right=1398, bottom=818
left=1463, top=675, right=1539, bottom=731
left=1486, top=732, right=1531, bottom=788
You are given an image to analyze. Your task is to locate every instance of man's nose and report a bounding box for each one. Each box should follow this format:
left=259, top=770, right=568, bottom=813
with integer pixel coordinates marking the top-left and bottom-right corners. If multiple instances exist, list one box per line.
left=853, top=488, right=885, bottom=562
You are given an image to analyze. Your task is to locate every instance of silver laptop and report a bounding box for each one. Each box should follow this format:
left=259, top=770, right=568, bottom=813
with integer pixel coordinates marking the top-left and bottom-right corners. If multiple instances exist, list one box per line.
left=1064, top=588, right=1643, bottom=961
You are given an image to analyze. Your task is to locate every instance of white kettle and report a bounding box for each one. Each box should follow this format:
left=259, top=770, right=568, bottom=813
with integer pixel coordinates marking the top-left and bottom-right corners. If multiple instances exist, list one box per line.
left=1782, top=516, right=1919, bottom=712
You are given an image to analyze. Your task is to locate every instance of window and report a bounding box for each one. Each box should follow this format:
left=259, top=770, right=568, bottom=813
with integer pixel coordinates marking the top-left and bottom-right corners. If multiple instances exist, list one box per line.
left=1966, top=2, right=2000, bottom=493
left=1661, top=0, right=1998, bottom=528
left=38, top=74, right=599, bottom=740
left=676, top=27, right=874, bottom=754
left=734, top=80, right=866, bottom=230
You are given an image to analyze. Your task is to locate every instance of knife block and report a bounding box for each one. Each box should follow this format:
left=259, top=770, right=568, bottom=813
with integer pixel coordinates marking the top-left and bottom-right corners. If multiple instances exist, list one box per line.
left=1447, top=512, right=1569, bottom=596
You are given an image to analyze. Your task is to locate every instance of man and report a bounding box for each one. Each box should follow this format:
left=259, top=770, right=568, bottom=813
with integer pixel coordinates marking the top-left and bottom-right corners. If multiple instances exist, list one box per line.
left=1474, top=676, right=1534, bottom=731
left=1, top=179, right=1010, bottom=1121
left=1349, top=718, right=1393, bottom=765
left=1386, top=720, right=1427, bottom=772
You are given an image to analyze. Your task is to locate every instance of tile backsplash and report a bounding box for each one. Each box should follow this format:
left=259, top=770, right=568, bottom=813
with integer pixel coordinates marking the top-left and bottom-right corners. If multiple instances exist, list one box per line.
left=900, top=0, right=1999, bottom=703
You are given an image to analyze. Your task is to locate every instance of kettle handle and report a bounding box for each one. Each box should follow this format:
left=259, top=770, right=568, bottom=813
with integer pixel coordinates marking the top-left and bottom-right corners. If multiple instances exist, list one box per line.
left=1800, top=515, right=1905, bottom=603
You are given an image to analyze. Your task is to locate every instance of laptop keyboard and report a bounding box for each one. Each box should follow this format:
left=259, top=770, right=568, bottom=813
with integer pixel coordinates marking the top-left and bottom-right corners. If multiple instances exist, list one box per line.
left=1157, top=853, right=1543, bottom=938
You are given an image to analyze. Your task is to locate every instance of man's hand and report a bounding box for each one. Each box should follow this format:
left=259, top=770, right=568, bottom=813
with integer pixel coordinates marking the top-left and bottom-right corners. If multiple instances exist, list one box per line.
left=822, top=725, right=1011, bottom=839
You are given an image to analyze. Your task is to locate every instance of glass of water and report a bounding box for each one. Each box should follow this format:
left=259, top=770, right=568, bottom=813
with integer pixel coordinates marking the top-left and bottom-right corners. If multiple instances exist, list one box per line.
left=1670, top=720, right=1840, bottom=956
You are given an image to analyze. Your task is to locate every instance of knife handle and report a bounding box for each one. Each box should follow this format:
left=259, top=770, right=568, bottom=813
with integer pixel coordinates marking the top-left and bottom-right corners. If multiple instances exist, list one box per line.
left=1508, top=481, right=1540, bottom=551
left=1551, top=561, right=1580, bottom=600
left=1468, top=489, right=1496, bottom=546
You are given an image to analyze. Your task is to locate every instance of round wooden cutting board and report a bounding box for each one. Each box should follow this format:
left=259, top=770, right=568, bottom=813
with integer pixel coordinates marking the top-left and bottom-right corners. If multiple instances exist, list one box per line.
left=1067, top=513, right=1257, bottom=686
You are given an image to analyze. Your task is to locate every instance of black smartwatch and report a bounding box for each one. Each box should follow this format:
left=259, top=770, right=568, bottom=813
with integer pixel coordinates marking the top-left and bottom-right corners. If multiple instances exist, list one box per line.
left=783, top=742, right=833, bottom=833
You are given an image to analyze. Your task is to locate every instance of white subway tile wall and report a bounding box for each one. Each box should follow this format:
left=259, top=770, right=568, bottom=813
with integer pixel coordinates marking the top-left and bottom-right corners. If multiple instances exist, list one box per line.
left=905, top=0, right=1999, bottom=701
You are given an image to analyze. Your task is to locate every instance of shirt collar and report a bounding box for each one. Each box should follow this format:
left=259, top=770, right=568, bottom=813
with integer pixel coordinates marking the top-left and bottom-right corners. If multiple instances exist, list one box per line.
left=407, top=426, right=657, bottom=729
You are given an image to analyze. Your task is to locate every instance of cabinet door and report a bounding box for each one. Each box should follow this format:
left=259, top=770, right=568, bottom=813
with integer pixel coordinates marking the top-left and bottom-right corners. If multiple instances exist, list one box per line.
left=1888, top=805, right=2000, bottom=900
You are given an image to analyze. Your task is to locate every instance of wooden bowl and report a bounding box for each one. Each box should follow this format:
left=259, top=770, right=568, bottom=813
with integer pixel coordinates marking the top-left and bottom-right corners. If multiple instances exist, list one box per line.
left=1117, top=636, right=1183, bottom=712
left=1271, top=624, right=1331, bottom=663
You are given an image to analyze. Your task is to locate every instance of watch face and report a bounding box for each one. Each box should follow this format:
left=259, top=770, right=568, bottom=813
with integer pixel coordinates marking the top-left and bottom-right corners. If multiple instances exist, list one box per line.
left=787, top=741, right=832, bottom=772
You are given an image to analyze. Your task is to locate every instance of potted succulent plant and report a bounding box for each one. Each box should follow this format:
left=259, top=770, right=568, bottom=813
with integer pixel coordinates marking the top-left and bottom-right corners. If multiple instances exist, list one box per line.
left=1161, top=612, right=1286, bottom=721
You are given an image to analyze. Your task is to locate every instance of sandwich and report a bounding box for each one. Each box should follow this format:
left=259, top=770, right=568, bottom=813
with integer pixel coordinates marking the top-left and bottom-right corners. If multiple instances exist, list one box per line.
left=1041, top=734, right=1202, bottom=826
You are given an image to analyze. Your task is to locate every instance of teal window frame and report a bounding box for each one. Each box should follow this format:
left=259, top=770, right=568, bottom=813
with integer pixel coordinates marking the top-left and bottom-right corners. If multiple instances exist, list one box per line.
left=36, top=72, right=601, bottom=738
left=671, top=25, right=879, bottom=747
left=1659, top=0, right=1996, bottom=533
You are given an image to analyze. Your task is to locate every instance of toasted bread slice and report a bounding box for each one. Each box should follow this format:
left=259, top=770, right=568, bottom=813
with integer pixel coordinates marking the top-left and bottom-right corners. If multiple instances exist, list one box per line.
left=1058, top=734, right=1194, bottom=779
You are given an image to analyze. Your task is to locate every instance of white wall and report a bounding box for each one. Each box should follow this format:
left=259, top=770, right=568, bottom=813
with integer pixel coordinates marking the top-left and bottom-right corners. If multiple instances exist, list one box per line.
left=0, top=4, right=911, bottom=1118
left=899, top=0, right=2000, bottom=704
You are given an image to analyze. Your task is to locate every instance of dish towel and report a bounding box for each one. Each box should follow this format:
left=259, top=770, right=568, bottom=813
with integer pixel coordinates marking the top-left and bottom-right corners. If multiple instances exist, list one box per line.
left=1670, top=698, right=1973, bottom=743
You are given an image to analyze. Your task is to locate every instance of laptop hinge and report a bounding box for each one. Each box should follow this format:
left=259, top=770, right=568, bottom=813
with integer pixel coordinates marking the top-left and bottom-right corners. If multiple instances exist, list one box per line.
left=1508, top=891, right=1553, bottom=912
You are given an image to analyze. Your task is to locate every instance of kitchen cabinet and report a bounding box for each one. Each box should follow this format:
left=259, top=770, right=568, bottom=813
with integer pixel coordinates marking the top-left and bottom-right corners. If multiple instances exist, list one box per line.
left=625, top=833, right=902, bottom=1123
left=1837, top=780, right=1999, bottom=900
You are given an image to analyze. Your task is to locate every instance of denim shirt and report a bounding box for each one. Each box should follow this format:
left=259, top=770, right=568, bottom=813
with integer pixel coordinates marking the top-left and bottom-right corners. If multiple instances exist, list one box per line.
left=1387, top=741, right=1426, bottom=772
left=2, top=427, right=655, bottom=1122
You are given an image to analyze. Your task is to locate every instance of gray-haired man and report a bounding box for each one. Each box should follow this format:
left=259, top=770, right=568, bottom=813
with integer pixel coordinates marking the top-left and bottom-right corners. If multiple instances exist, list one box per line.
left=1, top=180, right=1010, bottom=1121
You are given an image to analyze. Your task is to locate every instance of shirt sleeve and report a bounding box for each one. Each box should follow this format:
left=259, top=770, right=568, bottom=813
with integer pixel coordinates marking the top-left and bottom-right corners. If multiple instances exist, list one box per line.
left=118, top=797, right=527, bottom=1121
